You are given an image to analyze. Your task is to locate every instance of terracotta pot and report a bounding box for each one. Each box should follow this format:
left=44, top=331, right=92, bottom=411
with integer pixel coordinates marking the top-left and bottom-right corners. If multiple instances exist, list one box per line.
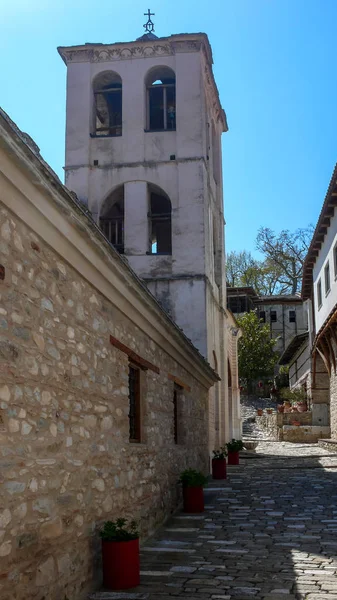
left=227, top=451, right=239, bottom=465
left=212, top=458, right=227, bottom=480
left=284, top=402, right=291, bottom=413
left=291, top=407, right=299, bottom=413
left=102, top=538, right=140, bottom=590
left=266, top=409, right=273, bottom=414
left=292, top=420, right=301, bottom=426
left=297, top=402, right=307, bottom=413
left=183, top=486, right=204, bottom=513
left=257, top=409, right=263, bottom=416
left=277, top=404, right=285, bottom=413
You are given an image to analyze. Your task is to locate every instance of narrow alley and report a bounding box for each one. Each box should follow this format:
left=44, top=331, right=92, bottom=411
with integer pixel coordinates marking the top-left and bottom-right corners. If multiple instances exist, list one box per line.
left=91, top=443, right=337, bottom=600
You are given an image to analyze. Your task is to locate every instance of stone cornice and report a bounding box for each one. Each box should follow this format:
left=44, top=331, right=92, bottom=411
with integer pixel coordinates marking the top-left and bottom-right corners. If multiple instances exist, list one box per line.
left=57, top=34, right=207, bottom=65
left=57, top=33, right=227, bottom=131
left=0, top=111, right=218, bottom=389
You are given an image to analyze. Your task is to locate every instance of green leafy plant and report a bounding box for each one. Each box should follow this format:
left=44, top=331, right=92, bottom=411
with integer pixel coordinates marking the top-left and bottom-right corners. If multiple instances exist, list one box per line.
left=212, top=447, right=227, bottom=460
left=179, top=469, right=208, bottom=488
left=236, top=311, right=279, bottom=392
left=226, top=439, right=244, bottom=453
left=99, top=519, right=139, bottom=542
left=279, top=387, right=307, bottom=404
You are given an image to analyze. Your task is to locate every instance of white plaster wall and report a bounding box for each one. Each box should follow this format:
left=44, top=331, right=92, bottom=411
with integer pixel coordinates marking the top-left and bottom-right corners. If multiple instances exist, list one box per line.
left=124, top=181, right=149, bottom=254
left=146, top=278, right=208, bottom=357
left=289, top=339, right=311, bottom=389
left=256, top=301, right=307, bottom=353
left=313, top=209, right=337, bottom=332
left=65, top=62, right=92, bottom=168
left=65, top=52, right=204, bottom=172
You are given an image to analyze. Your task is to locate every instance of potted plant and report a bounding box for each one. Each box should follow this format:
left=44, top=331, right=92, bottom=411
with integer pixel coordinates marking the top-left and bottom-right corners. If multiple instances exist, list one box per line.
left=100, top=518, right=140, bottom=590
left=277, top=404, right=285, bottom=413
left=179, top=469, right=208, bottom=513
left=226, top=439, right=244, bottom=465
left=280, top=387, right=307, bottom=414
left=266, top=408, right=273, bottom=415
left=296, top=400, right=308, bottom=413
left=212, top=448, right=227, bottom=480
left=257, top=408, right=263, bottom=416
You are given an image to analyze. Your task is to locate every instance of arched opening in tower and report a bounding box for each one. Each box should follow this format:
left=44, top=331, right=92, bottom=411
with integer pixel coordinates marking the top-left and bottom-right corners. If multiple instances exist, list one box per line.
left=99, top=185, right=124, bottom=253
left=148, top=185, right=172, bottom=255
left=93, top=70, right=122, bottom=137
left=145, top=66, right=176, bottom=131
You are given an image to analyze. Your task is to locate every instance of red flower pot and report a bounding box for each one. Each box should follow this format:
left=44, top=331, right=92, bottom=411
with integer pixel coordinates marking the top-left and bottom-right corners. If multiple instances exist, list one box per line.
left=227, top=451, right=239, bottom=465
left=102, top=538, right=140, bottom=590
left=212, top=458, right=227, bottom=480
left=183, top=486, right=204, bottom=513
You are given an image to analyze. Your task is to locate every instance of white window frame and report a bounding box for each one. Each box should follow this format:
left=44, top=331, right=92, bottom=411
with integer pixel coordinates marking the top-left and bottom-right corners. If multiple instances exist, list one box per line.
left=334, top=242, right=337, bottom=280
left=324, top=261, right=331, bottom=296
left=317, top=278, right=322, bottom=309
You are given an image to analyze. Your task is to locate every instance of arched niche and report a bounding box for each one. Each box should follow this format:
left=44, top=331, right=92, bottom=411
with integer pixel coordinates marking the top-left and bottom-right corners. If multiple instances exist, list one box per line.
left=145, top=66, right=176, bottom=131
left=93, top=71, right=122, bottom=137
left=99, top=184, right=124, bottom=253
left=148, top=183, right=172, bottom=255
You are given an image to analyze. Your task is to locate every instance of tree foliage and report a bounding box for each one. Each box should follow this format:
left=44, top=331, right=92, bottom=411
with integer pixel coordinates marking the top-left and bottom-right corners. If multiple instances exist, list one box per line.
left=226, top=251, right=287, bottom=295
left=256, top=225, right=314, bottom=295
left=236, top=311, right=279, bottom=387
left=226, top=225, right=314, bottom=296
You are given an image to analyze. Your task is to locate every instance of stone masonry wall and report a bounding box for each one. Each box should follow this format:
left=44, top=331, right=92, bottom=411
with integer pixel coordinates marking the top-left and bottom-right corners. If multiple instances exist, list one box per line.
left=0, top=204, right=210, bottom=600
left=330, top=353, right=337, bottom=439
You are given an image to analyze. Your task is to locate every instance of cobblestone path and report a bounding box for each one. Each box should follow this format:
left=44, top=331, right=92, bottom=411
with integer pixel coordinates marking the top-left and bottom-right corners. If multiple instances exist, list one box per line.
left=91, top=443, right=337, bottom=600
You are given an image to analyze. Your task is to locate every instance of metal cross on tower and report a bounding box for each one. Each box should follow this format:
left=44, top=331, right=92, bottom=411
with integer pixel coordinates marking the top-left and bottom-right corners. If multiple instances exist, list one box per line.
left=143, top=8, right=155, bottom=33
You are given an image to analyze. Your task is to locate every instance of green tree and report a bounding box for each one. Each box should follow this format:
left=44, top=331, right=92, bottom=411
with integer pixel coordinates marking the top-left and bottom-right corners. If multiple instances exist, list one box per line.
left=256, top=225, right=314, bottom=295
left=236, top=311, right=279, bottom=391
left=226, top=251, right=287, bottom=296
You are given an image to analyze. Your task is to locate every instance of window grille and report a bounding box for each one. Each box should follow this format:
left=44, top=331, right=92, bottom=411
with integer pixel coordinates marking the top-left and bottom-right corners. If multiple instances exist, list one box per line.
left=128, top=365, right=141, bottom=442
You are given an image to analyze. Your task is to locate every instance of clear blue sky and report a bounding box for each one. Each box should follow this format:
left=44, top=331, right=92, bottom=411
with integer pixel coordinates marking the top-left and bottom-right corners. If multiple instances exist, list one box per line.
left=1, top=0, right=336, bottom=255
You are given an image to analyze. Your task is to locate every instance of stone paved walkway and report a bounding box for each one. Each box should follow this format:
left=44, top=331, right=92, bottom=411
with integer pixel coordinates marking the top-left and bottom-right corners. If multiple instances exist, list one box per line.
left=91, top=442, right=337, bottom=600
left=241, top=396, right=277, bottom=440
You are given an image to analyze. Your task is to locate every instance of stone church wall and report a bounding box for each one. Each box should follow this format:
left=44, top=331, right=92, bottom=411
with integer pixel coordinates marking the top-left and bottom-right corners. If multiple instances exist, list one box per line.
left=0, top=203, right=210, bottom=600
left=329, top=341, right=337, bottom=439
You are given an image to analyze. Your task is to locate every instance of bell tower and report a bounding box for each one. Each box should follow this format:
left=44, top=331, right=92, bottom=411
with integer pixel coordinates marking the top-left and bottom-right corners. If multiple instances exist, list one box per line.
left=58, top=25, right=231, bottom=445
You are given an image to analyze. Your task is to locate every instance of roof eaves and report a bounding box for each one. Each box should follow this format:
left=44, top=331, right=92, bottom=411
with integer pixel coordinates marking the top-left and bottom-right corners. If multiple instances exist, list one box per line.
left=302, top=163, right=337, bottom=300
left=278, top=332, right=309, bottom=365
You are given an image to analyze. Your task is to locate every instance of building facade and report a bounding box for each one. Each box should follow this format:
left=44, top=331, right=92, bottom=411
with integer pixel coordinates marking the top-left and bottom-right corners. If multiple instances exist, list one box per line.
left=0, top=107, right=220, bottom=600
left=58, top=31, right=232, bottom=447
left=227, top=287, right=307, bottom=353
left=301, top=163, right=337, bottom=439
left=0, top=27, right=241, bottom=600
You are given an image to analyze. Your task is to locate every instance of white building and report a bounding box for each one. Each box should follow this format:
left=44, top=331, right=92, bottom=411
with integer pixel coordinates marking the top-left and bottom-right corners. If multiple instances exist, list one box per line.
left=301, top=163, right=337, bottom=439
left=227, top=287, right=307, bottom=353
left=58, top=30, right=241, bottom=446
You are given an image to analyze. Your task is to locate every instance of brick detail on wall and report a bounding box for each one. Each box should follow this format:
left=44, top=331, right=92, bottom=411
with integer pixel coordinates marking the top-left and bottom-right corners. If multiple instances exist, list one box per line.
left=109, top=334, right=160, bottom=373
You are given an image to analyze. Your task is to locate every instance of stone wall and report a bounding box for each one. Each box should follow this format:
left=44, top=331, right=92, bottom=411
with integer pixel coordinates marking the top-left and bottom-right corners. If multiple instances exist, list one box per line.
left=282, top=425, right=330, bottom=443
left=330, top=345, right=337, bottom=439
left=0, top=204, right=211, bottom=600
left=282, top=412, right=312, bottom=426
left=256, top=413, right=279, bottom=441
left=257, top=411, right=316, bottom=442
